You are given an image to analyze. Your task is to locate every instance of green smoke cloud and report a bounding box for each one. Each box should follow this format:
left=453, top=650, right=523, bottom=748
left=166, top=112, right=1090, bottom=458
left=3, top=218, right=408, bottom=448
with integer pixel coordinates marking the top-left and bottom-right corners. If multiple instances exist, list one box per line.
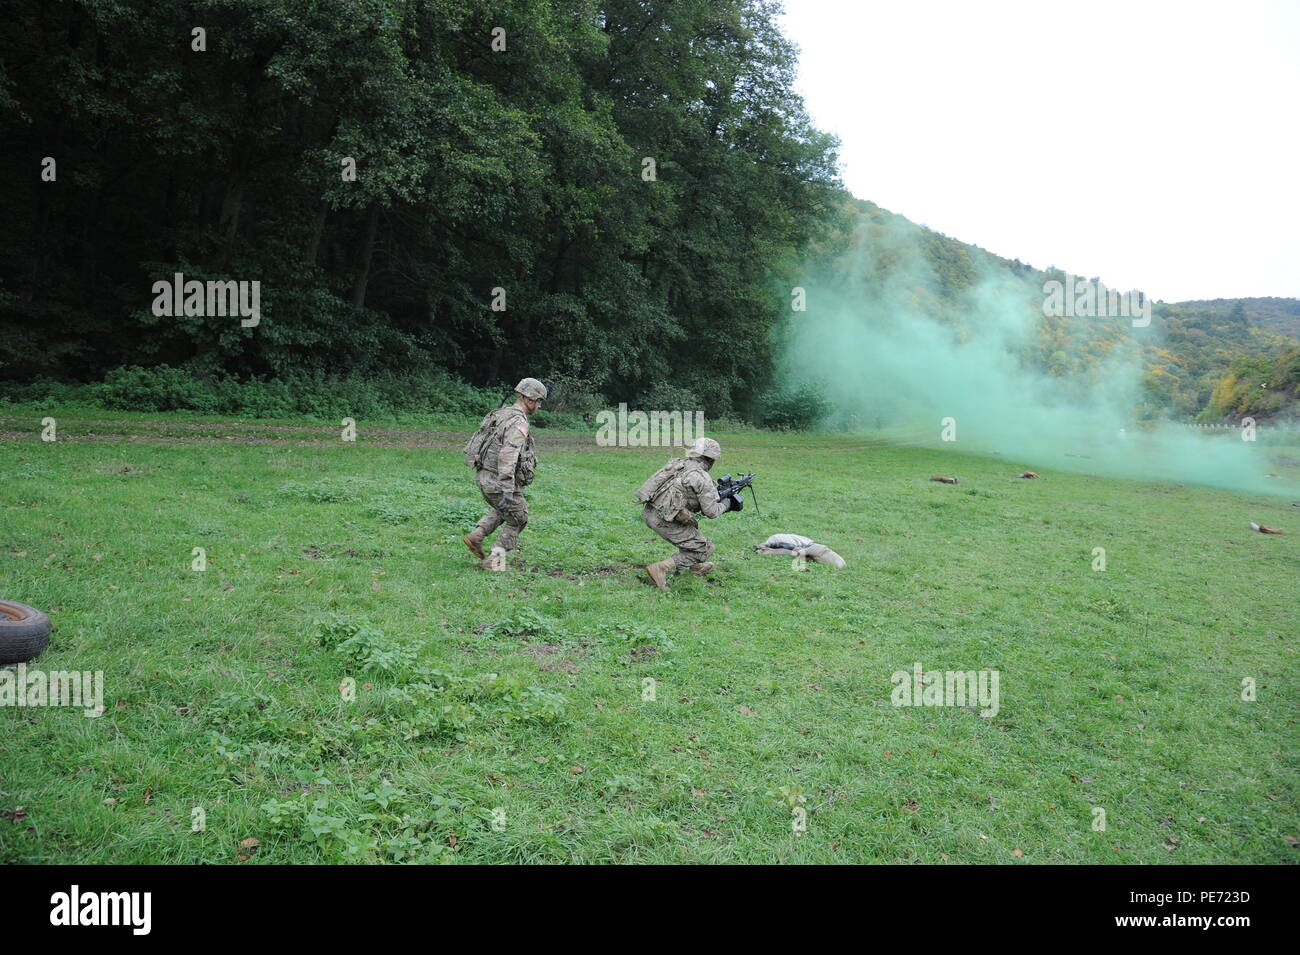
left=782, top=221, right=1300, bottom=498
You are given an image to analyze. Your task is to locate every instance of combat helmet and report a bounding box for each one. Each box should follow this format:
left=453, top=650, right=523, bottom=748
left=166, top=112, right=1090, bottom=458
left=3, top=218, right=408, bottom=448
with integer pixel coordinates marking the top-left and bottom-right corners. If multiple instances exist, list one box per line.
left=515, top=378, right=547, bottom=401
left=687, top=436, right=721, bottom=461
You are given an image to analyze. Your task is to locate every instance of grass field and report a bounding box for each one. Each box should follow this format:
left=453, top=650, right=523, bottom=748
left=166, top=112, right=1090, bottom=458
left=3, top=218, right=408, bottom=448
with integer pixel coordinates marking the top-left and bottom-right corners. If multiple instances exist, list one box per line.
left=1, top=406, right=1297, bottom=864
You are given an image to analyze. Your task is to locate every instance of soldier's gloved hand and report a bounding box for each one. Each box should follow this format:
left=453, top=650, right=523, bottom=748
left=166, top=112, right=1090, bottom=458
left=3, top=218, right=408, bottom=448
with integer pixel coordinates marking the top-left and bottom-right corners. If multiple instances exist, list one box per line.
left=725, top=493, right=743, bottom=513
left=498, top=482, right=518, bottom=510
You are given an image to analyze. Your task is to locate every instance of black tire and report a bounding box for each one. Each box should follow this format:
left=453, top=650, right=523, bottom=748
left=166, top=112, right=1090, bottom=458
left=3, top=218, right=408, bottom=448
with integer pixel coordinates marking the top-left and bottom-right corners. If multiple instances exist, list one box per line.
left=0, top=600, right=51, bottom=665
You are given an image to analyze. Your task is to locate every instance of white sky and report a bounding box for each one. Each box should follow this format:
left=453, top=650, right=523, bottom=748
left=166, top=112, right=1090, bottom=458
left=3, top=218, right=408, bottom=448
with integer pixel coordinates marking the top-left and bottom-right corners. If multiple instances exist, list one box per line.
left=777, top=0, right=1299, bottom=302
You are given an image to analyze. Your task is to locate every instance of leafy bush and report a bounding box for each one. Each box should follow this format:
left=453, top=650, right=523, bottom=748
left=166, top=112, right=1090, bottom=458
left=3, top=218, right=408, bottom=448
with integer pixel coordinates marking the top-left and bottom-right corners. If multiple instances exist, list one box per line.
left=100, top=364, right=205, bottom=411
left=755, top=384, right=831, bottom=430
left=528, top=408, right=588, bottom=430
left=1, top=364, right=847, bottom=434
left=9, top=364, right=503, bottom=420
left=0, top=377, right=97, bottom=405
left=541, top=372, right=606, bottom=415
left=640, top=382, right=703, bottom=414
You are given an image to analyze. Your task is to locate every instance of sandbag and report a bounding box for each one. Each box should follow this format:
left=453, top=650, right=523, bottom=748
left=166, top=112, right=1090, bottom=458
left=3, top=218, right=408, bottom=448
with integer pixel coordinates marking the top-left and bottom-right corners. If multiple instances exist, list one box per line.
left=753, top=533, right=846, bottom=569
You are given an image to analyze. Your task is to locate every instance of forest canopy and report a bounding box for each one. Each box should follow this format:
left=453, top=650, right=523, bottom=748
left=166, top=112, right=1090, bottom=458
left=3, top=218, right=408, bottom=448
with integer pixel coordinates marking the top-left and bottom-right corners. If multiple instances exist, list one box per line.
left=1, top=0, right=841, bottom=417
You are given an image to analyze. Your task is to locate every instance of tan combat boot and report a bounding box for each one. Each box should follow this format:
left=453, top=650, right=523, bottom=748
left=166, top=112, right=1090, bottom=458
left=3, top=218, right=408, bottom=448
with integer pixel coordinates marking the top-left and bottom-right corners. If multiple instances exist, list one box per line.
left=463, top=532, right=486, bottom=559
left=482, top=546, right=508, bottom=571
left=689, top=561, right=715, bottom=577
left=644, top=558, right=676, bottom=590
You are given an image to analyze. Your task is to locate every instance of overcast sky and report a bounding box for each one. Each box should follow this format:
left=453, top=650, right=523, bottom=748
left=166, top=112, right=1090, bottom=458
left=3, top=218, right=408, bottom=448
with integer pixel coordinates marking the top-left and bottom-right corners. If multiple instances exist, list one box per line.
left=777, top=0, right=1299, bottom=302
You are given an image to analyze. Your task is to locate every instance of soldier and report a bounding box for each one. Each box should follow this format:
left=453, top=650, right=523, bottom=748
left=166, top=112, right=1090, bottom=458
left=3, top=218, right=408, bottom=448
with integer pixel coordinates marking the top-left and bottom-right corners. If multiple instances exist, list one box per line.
left=462, top=378, right=547, bottom=571
left=636, top=436, right=740, bottom=590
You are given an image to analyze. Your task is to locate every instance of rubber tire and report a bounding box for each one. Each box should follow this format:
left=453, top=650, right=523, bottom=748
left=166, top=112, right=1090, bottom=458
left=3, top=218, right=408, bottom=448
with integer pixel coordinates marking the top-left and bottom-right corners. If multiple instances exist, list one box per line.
left=0, top=600, right=51, bottom=665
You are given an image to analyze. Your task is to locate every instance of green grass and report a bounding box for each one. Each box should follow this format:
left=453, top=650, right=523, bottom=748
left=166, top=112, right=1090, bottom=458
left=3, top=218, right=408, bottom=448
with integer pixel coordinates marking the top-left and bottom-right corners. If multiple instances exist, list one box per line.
left=1, top=409, right=1297, bottom=864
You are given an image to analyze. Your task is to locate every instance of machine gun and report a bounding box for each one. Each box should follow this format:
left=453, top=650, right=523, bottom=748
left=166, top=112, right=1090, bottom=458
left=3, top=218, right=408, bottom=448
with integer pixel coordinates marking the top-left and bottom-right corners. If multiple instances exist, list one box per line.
left=716, top=472, right=759, bottom=515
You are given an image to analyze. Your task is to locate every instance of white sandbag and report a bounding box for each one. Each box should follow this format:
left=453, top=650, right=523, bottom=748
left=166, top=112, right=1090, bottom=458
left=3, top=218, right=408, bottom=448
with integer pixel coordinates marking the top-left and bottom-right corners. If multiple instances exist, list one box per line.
left=753, top=533, right=846, bottom=569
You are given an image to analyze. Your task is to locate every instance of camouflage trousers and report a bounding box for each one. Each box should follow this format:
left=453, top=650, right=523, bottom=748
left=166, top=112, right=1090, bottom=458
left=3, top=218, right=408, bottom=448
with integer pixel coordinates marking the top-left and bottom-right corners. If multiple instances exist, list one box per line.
left=642, top=504, right=714, bottom=571
left=470, top=470, right=529, bottom=551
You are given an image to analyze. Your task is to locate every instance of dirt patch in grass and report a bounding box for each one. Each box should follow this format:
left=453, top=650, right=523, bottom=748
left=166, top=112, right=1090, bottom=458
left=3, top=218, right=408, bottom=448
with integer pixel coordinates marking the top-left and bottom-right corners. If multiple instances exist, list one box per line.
left=521, top=641, right=580, bottom=673
left=539, top=659, right=580, bottom=673
left=303, top=544, right=392, bottom=560
left=521, top=642, right=564, bottom=657
left=92, top=462, right=155, bottom=475
left=536, top=564, right=624, bottom=581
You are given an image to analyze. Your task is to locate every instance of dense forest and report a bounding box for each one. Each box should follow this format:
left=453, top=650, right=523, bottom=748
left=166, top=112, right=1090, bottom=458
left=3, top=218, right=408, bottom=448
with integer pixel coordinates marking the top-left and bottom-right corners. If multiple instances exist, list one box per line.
left=1, top=0, right=840, bottom=417
left=2, top=0, right=1295, bottom=423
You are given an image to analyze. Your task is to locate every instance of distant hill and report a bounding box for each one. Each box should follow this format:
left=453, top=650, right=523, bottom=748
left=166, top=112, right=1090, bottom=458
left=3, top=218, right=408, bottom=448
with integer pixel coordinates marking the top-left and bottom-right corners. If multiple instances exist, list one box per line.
left=834, top=195, right=1300, bottom=421
left=1164, top=297, right=1300, bottom=341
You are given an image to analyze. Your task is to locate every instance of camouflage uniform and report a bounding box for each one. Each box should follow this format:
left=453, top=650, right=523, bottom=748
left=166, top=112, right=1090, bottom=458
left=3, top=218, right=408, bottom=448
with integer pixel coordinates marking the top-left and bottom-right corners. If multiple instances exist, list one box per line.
left=461, top=379, right=546, bottom=571
left=641, top=456, right=728, bottom=572
left=464, top=398, right=540, bottom=562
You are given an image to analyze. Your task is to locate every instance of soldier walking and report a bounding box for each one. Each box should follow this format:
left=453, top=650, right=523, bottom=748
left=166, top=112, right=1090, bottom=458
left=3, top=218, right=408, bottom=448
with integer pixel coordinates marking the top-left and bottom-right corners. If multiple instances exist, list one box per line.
left=462, top=378, right=547, bottom=570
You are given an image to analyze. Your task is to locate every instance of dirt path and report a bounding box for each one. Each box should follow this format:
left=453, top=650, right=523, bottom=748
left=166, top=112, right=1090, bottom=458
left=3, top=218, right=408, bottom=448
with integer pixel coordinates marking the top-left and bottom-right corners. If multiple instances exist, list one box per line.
left=0, top=417, right=620, bottom=451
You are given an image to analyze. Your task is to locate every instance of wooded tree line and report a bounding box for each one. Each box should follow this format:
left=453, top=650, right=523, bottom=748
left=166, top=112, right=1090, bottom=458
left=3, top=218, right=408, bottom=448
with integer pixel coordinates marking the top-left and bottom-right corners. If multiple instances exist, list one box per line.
left=0, top=0, right=841, bottom=416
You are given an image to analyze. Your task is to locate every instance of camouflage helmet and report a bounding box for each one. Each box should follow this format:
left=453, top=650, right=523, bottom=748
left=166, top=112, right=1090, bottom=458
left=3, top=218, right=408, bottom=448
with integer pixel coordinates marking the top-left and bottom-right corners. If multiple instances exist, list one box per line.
left=687, top=436, right=721, bottom=461
left=514, top=378, right=547, bottom=401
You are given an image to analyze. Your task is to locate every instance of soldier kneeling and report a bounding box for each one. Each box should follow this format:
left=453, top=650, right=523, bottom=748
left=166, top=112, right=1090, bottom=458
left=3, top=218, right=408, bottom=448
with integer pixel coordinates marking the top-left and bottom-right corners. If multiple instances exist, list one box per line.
left=636, top=437, right=738, bottom=590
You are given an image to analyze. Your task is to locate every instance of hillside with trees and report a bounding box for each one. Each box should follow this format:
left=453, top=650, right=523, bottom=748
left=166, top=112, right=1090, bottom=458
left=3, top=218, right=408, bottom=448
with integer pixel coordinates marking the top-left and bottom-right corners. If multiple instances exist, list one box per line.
left=827, top=199, right=1300, bottom=423
left=1, top=0, right=841, bottom=418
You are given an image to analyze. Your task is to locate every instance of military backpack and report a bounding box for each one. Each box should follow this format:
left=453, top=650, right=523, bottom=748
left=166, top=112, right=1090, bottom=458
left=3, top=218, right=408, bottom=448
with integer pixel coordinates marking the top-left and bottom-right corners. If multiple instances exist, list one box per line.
left=464, top=407, right=538, bottom=485
left=636, top=456, right=691, bottom=520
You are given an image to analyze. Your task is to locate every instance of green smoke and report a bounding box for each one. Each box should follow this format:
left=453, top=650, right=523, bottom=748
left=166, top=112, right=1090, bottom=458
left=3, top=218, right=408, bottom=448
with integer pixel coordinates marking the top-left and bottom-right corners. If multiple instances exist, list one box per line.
left=782, top=220, right=1300, bottom=497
